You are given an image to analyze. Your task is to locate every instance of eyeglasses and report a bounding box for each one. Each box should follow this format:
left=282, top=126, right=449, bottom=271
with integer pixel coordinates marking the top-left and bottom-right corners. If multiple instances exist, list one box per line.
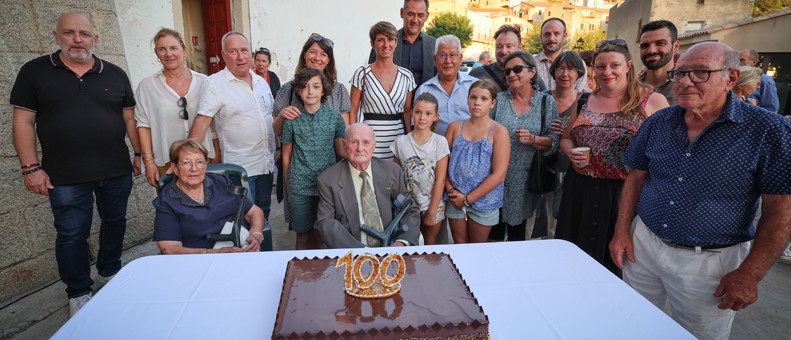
left=177, top=97, right=188, bottom=120
left=437, top=53, right=459, bottom=61
left=596, top=39, right=628, bottom=50
left=256, top=47, right=269, bottom=53
left=504, top=65, right=531, bottom=76
left=177, top=159, right=207, bottom=169
left=309, top=33, right=334, bottom=49
left=668, top=68, right=728, bottom=83
left=553, top=67, right=575, bottom=74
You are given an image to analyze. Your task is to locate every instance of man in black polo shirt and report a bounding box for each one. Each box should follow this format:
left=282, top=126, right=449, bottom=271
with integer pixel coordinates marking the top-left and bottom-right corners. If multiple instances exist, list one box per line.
left=10, top=12, right=141, bottom=317
left=368, top=0, right=436, bottom=86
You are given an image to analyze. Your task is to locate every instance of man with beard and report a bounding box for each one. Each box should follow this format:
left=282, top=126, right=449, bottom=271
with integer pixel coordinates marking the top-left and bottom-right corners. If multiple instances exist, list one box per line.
left=11, top=12, right=141, bottom=316
left=638, top=20, right=679, bottom=105
left=470, top=25, right=546, bottom=92
left=534, top=18, right=588, bottom=92
left=368, top=0, right=436, bottom=87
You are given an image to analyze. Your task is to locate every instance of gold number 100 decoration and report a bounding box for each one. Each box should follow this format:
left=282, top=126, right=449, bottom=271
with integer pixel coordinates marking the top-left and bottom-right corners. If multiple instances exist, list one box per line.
left=336, top=251, right=406, bottom=299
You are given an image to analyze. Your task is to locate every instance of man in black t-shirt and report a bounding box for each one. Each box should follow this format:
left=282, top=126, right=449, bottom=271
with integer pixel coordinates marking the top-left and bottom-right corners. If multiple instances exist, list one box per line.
left=10, top=12, right=141, bottom=317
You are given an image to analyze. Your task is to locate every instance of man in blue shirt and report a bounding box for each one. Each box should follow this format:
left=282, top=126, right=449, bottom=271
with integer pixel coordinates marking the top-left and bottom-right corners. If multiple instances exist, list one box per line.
left=610, top=42, right=791, bottom=339
left=737, top=49, right=779, bottom=113
left=414, top=35, right=477, bottom=136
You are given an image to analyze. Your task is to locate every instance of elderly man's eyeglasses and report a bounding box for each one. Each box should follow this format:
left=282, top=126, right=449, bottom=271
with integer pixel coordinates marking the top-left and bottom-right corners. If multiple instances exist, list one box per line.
left=309, top=33, right=334, bottom=49
left=178, top=97, right=188, bottom=120
left=178, top=159, right=207, bottom=169
left=437, top=54, right=459, bottom=61
left=596, top=39, right=628, bottom=50
left=504, top=65, right=531, bottom=76
left=668, top=68, right=728, bottom=83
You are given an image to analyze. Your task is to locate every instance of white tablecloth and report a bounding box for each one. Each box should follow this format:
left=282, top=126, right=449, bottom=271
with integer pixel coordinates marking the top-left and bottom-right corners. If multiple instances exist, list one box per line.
left=52, top=240, right=693, bottom=339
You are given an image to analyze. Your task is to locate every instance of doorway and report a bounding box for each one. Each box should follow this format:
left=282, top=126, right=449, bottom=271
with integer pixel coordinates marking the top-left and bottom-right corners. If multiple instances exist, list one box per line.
left=181, top=0, right=232, bottom=75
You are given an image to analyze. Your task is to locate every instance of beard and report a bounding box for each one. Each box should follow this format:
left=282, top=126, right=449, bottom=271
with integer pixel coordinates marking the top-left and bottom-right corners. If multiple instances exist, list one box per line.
left=542, top=41, right=561, bottom=54
left=642, top=51, right=672, bottom=70
left=60, top=42, right=95, bottom=63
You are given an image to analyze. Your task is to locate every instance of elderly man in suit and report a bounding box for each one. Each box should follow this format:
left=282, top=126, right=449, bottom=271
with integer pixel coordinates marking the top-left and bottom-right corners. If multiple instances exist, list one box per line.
left=316, top=123, right=420, bottom=248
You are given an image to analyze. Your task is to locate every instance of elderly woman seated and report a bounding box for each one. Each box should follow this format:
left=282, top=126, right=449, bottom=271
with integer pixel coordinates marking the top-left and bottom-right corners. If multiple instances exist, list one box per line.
left=153, top=139, right=265, bottom=254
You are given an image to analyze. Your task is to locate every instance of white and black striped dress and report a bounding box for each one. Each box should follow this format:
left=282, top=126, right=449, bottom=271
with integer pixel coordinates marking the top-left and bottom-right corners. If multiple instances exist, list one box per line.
left=350, top=65, right=416, bottom=159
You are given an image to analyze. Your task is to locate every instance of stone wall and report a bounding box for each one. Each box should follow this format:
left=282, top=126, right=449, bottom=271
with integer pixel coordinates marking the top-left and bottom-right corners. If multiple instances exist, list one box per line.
left=0, top=0, right=156, bottom=307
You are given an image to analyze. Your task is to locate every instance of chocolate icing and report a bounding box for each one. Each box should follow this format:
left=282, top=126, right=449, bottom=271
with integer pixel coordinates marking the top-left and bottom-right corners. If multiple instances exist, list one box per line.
left=272, top=253, right=489, bottom=339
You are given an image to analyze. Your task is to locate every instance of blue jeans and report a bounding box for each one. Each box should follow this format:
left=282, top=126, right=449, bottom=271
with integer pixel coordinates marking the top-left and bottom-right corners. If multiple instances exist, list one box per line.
left=49, top=174, right=132, bottom=298
left=247, top=173, right=273, bottom=220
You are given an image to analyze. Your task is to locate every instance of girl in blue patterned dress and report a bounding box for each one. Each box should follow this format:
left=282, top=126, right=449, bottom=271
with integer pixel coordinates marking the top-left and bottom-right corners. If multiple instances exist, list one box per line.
left=443, top=80, right=510, bottom=243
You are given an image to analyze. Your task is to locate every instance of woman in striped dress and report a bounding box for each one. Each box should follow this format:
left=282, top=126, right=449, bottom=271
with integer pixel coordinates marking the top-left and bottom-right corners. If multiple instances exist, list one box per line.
left=350, top=21, right=416, bottom=160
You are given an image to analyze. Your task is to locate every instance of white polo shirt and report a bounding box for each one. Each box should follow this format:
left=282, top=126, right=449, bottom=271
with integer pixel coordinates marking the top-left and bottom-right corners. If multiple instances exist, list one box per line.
left=197, top=68, right=276, bottom=176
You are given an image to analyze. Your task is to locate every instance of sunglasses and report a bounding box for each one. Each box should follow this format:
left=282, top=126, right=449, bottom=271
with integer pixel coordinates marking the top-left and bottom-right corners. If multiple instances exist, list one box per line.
left=309, top=33, right=334, bottom=49
left=596, top=39, right=628, bottom=50
left=504, top=64, right=532, bottom=76
left=178, top=97, right=188, bottom=120
left=256, top=47, right=269, bottom=53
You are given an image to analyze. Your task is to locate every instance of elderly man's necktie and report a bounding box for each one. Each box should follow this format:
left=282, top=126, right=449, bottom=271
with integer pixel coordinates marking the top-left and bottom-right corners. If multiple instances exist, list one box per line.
left=359, top=171, right=383, bottom=247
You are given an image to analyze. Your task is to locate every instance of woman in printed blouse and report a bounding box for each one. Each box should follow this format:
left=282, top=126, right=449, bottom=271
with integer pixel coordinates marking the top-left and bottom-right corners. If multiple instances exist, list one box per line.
left=489, top=51, right=560, bottom=242
left=555, top=40, right=668, bottom=274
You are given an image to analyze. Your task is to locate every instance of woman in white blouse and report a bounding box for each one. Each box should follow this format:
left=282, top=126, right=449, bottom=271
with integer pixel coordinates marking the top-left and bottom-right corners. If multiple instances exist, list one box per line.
left=136, top=28, right=216, bottom=187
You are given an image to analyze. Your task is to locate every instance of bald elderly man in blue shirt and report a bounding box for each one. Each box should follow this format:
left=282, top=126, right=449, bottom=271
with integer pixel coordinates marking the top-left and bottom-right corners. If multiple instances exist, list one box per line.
left=609, top=42, right=791, bottom=340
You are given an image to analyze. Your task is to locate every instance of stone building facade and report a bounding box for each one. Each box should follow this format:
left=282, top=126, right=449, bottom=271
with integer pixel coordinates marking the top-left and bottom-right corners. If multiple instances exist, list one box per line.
left=606, top=0, right=753, bottom=69
left=0, top=0, right=157, bottom=308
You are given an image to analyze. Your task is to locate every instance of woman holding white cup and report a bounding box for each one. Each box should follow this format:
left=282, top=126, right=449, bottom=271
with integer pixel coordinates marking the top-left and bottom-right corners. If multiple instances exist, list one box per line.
left=555, top=40, right=668, bottom=275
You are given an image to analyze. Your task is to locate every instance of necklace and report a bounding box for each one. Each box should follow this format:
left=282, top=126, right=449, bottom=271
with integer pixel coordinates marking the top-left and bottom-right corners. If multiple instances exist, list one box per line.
left=177, top=181, right=204, bottom=205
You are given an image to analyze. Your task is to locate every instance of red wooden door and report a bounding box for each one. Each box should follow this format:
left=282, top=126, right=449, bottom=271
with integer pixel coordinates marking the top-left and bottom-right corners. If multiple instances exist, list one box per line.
left=202, top=0, right=232, bottom=75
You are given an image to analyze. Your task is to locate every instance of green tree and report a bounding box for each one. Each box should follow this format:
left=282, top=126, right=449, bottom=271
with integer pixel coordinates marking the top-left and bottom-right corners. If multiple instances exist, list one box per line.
left=753, top=0, right=785, bottom=17
left=522, top=21, right=543, bottom=54
left=571, top=27, right=607, bottom=51
left=425, top=12, right=474, bottom=48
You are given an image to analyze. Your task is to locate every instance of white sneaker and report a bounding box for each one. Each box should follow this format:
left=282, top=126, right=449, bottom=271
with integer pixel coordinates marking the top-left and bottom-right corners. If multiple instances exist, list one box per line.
left=97, top=274, right=114, bottom=285
left=780, top=249, right=791, bottom=265
left=69, top=292, right=92, bottom=317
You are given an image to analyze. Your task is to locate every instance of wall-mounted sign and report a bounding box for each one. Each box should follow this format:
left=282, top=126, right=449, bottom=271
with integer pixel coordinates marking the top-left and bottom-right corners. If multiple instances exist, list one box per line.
left=192, top=36, right=199, bottom=46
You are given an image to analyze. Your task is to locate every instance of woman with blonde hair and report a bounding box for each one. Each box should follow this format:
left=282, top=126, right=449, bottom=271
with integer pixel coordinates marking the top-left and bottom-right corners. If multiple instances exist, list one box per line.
left=135, top=28, right=216, bottom=188
left=555, top=40, right=669, bottom=274
left=733, top=66, right=763, bottom=105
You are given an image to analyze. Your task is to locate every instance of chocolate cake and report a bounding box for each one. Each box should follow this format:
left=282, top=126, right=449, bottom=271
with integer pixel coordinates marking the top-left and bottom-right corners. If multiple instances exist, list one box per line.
left=272, top=252, right=489, bottom=339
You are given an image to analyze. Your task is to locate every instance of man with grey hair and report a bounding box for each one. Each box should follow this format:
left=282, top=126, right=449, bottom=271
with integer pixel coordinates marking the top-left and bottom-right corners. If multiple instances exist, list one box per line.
left=189, top=31, right=276, bottom=218
left=368, top=0, right=436, bottom=86
left=472, top=51, right=490, bottom=69
left=315, top=123, right=420, bottom=248
left=414, top=35, right=478, bottom=136
left=610, top=42, right=791, bottom=339
left=11, top=12, right=141, bottom=316
left=737, top=49, right=779, bottom=113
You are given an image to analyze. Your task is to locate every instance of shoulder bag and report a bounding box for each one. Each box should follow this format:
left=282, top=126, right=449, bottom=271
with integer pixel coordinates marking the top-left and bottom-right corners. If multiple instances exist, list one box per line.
left=527, top=94, right=560, bottom=194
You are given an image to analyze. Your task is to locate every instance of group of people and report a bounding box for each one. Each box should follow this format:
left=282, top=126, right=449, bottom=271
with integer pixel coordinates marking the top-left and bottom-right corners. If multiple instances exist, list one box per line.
left=10, top=2, right=791, bottom=339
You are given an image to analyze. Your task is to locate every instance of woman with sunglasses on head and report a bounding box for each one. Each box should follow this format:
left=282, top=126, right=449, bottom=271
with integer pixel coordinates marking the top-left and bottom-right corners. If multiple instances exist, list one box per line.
left=555, top=39, right=669, bottom=275
left=273, top=33, right=351, bottom=134
left=349, top=21, right=416, bottom=160
left=253, top=47, right=281, bottom=99
left=488, top=51, right=560, bottom=242
left=271, top=33, right=351, bottom=229
left=135, top=28, right=216, bottom=188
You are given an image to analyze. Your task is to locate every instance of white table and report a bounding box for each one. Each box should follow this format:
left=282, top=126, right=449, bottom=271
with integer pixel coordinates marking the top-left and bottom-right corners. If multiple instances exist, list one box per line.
left=53, top=240, right=693, bottom=339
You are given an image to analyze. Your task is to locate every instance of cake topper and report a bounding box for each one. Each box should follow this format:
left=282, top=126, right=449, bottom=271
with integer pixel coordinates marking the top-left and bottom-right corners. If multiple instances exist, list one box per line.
left=336, top=251, right=405, bottom=299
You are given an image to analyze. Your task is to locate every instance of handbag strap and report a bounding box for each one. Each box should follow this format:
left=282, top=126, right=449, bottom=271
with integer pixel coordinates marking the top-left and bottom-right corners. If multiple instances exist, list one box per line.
left=538, top=93, right=547, bottom=135
left=358, top=66, right=368, bottom=121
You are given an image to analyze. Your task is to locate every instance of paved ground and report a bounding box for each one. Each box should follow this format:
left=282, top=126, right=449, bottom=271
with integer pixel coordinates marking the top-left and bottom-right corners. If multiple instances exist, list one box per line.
left=1, top=194, right=789, bottom=339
